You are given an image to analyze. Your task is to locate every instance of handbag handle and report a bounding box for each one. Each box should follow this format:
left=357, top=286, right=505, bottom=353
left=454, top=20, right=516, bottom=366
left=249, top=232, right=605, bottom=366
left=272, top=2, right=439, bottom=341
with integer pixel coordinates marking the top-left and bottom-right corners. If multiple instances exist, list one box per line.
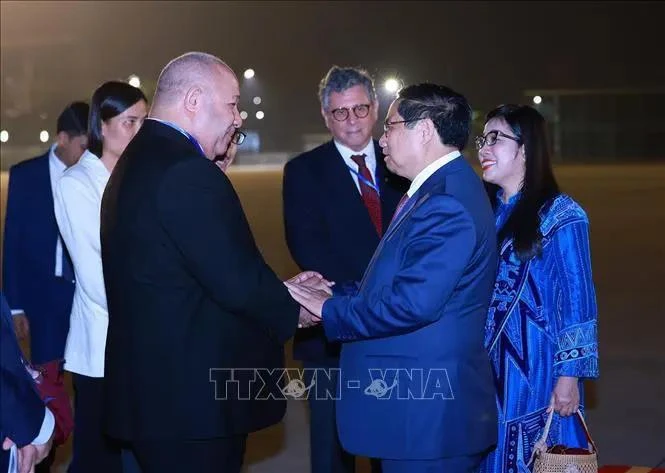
left=538, top=408, right=598, bottom=454
left=527, top=408, right=598, bottom=467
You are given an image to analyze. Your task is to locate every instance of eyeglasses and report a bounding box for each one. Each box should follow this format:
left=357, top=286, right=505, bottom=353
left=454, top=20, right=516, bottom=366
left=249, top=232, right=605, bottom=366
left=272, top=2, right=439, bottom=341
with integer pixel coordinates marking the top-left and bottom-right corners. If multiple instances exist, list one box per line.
left=474, top=130, right=520, bottom=150
left=330, top=104, right=371, bottom=122
left=231, top=129, right=246, bottom=145
left=383, top=118, right=423, bottom=134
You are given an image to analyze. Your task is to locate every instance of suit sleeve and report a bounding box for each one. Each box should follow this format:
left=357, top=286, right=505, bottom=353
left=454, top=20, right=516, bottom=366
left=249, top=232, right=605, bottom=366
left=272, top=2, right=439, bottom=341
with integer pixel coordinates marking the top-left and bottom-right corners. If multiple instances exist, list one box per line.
left=0, top=295, right=45, bottom=447
left=282, top=159, right=348, bottom=281
left=2, top=167, right=24, bottom=311
left=322, top=195, right=476, bottom=341
left=157, top=159, right=299, bottom=343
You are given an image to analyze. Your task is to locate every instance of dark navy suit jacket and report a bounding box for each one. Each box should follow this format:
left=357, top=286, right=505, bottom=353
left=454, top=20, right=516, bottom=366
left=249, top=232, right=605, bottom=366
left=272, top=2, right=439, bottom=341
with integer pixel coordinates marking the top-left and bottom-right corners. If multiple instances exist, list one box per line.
left=322, top=157, right=499, bottom=459
left=283, top=140, right=407, bottom=363
left=2, top=153, right=75, bottom=365
left=0, top=292, right=46, bottom=471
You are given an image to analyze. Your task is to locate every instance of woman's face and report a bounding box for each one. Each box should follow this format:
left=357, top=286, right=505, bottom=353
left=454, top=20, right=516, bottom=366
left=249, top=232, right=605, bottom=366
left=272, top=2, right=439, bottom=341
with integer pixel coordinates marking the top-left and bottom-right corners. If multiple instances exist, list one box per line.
left=477, top=117, right=525, bottom=187
left=102, top=100, right=148, bottom=158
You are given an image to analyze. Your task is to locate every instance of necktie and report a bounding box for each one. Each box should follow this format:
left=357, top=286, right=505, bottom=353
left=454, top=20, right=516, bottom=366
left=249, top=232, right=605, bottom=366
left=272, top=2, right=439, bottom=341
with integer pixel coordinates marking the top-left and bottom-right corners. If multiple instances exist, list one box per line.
left=391, top=193, right=410, bottom=224
left=351, top=154, right=382, bottom=236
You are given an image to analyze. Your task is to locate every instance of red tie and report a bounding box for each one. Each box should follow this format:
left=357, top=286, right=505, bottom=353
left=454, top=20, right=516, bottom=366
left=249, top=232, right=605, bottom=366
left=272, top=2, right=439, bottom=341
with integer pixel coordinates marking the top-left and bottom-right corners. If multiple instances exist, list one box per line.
left=351, top=154, right=383, bottom=236
left=391, top=193, right=410, bottom=224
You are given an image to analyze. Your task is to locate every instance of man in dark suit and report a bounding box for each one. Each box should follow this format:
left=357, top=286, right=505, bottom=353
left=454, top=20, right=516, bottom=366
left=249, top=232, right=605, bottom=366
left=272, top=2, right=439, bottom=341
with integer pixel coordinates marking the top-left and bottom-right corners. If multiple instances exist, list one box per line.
left=2, top=101, right=87, bottom=472
left=1, top=292, right=54, bottom=473
left=283, top=66, right=406, bottom=473
left=287, top=84, right=498, bottom=473
left=100, top=52, right=313, bottom=473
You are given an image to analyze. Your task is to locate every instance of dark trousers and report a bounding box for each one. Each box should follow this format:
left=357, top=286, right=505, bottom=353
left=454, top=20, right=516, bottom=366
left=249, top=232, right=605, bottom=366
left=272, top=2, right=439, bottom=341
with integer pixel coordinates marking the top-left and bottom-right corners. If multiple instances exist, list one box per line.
left=381, top=452, right=484, bottom=473
left=68, top=374, right=122, bottom=473
left=132, top=435, right=246, bottom=473
left=303, top=361, right=381, bottom=473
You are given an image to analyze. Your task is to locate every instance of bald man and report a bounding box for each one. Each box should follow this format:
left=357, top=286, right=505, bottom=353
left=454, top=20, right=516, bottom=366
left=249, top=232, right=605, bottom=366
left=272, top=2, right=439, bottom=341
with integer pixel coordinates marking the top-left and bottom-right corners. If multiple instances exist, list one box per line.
left=100, top=52, right=312, bottom=472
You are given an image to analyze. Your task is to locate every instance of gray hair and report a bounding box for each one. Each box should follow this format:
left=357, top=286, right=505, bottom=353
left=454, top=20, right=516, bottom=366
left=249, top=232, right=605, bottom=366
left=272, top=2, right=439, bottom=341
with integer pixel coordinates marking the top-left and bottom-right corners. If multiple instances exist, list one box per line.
left=318, top=66, right=376, bottom=111
left=153, top=51, right=231, bottom=106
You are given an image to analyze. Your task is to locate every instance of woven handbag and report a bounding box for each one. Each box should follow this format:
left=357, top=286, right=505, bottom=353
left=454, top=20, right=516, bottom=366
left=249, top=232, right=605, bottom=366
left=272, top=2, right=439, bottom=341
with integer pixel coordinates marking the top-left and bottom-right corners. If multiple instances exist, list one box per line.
left=530, top=409, right=598, bottom=473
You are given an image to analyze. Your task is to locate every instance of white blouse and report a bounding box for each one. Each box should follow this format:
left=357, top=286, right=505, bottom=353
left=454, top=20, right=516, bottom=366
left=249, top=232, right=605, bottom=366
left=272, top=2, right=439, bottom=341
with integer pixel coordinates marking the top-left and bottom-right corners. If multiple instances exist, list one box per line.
left=53, top=150, right=111, bottom=378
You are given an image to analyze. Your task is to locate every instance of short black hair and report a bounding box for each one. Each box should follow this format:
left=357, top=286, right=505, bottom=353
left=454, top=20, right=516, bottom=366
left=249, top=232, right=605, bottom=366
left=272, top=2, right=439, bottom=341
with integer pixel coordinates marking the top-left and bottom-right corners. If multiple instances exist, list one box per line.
left=396, top=83, right=472, bottom=150
left=88, top=81, right=147, bottom=157
left=56, top=101, right=89, bottom=136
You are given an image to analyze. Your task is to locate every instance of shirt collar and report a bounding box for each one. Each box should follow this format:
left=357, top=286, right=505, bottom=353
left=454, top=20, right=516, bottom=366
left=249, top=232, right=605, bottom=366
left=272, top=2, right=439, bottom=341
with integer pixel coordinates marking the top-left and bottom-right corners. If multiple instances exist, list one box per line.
left=333, top=139, right=375, bottom=165
left=406, top=150, right=461, bottom=197
left=48, top=144, right=68, bottom=174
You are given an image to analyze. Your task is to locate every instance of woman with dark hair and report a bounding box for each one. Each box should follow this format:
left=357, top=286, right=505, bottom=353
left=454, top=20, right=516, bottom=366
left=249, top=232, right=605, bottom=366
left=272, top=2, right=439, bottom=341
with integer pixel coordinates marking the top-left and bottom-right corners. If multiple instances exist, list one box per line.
left=54, top=81, right=147, bottom=473
left=476, top=105, right=599, bottom=473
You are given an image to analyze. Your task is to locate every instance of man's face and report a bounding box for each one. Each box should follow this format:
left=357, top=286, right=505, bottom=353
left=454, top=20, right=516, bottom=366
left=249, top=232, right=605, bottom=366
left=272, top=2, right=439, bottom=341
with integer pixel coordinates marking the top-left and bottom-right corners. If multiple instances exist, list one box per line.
left=194, top=67, right=242, bottom=160
left=55, top=132, right=88, bottom=167
left=321, top=84, right=378, bottom=152
left=378, top=100, right=420, bottom=180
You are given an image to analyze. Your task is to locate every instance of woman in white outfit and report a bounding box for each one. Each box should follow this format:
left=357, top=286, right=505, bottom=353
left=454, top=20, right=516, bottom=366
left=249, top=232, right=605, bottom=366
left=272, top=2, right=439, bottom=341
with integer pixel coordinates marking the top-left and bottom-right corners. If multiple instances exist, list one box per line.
left=54, top=81, right=147, bottom=473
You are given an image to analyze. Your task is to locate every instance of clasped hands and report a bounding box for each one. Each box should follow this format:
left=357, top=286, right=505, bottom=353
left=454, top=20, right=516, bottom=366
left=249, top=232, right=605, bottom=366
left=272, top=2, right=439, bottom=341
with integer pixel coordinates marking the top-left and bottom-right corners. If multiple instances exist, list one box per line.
left=284, top=271, right=335, bottom=328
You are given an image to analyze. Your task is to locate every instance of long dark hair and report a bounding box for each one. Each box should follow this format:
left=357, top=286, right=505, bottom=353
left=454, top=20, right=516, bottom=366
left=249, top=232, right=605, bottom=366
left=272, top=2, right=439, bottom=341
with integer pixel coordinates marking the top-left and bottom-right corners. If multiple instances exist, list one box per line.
left=487, top=104, right=560, bottom=261
left=88, top=81, right=147, bottom=157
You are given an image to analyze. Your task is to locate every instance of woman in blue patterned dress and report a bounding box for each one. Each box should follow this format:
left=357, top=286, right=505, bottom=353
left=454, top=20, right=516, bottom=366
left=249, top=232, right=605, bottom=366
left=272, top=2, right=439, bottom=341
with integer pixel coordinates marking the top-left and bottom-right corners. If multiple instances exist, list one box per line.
left=476, top=105, right=599, bottom=473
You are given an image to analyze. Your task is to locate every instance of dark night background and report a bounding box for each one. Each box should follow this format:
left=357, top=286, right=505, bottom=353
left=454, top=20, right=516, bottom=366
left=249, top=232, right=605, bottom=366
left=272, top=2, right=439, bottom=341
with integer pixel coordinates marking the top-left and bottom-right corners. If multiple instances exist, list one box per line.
left=2, top=1, right=664, bottom=151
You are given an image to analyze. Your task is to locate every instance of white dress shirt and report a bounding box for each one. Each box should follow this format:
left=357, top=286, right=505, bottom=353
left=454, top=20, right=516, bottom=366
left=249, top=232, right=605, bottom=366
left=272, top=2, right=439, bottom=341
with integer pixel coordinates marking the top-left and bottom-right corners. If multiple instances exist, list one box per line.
left=53, top=150, right=111, bottom=378
left=406, top=150, right=461, bottom=198
left=333, top=140, right=378, bottom=194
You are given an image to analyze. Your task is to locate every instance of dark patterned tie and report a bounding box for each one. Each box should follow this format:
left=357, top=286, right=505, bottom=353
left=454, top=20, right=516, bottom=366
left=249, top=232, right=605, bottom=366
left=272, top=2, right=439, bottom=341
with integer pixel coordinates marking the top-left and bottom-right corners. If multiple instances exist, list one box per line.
left=351, top=154, right=383, bottom=236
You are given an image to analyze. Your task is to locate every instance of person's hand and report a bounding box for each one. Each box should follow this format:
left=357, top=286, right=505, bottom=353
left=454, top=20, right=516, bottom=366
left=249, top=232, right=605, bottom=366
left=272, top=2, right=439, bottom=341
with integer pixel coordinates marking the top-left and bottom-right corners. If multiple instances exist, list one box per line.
left=285, top=281, right=331, bottom=318
left=214, top=141, right=238, bottom=172
left=3, top=434, right=53, bottom=473
left=13, top=313, right=30, bottom=340
left=286, top=271, right=335, bottom=296
left=298, top=306, right=321, bottom=329
left=549, top=376, right=580, bottom=417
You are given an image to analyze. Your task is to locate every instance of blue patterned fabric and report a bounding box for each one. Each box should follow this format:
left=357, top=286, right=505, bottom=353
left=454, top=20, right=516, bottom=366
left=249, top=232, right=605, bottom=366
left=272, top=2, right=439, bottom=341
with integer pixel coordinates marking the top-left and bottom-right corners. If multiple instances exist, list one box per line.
left=481, top=192, right=599, bottom=473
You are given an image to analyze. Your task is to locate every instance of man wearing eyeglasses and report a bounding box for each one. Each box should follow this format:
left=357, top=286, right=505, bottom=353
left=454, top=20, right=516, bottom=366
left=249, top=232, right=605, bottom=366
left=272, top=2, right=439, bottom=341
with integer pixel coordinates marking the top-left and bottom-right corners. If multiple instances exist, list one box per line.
left=286, top=83, right=498, bottom=472
left=283, top=66, right=406, bottom=473
left=100, top=52, right=312, bottom=473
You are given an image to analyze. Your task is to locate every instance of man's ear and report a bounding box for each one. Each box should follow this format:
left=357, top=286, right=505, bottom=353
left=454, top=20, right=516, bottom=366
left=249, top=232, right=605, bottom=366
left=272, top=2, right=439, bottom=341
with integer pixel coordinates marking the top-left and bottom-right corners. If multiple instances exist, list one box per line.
left=184, top=86, right=203, bottom=113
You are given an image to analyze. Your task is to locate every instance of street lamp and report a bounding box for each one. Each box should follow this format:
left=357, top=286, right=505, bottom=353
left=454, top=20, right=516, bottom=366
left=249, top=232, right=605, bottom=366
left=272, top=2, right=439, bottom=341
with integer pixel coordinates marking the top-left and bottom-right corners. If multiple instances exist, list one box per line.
left=384, top=78, right=401, bottom=94
left=128, top=74, right=141, bottom=88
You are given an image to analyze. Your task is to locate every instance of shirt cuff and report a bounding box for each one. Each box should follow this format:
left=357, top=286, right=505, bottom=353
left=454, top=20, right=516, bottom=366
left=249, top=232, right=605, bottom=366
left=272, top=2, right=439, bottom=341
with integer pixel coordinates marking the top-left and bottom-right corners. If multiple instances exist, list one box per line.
left=11, top=309, right=24, bottom=316
left=32, top=407, right=55, bottom=445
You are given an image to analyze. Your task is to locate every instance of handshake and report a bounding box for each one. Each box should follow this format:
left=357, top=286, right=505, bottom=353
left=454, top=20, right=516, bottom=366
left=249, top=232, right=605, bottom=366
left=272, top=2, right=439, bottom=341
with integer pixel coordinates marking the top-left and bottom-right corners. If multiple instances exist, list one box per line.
left=284, top=271, right=335, bottom=329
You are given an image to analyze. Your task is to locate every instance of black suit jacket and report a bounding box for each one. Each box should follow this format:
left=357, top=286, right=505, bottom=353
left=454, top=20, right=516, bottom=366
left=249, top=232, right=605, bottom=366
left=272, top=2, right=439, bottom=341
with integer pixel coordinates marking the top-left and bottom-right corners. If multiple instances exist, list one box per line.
left=100, top=119, right=299, bottom=441
left=282, top=140, right=408, bottom=362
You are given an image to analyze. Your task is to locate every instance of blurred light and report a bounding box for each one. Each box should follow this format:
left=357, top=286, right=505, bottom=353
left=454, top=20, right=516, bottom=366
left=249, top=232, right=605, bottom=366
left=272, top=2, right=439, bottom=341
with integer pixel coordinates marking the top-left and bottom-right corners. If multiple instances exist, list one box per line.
left=39, top=130, right=49, bottom=143
left=256, top=111, right=265, bottom=120
left=240, top=111, right=248, bottom=120
left=244, top=68, right=255, bottom=79
left=0, top=130, right=8, bottom=143
left=39, top=112, right=48, bottom=120
left=384, top=78, right=401, bottom=94
left=128, top=75, right=141, bottom=88
left=533, top=95, right=542, bottom=105
left=253, top=96, right=262, bottom=105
